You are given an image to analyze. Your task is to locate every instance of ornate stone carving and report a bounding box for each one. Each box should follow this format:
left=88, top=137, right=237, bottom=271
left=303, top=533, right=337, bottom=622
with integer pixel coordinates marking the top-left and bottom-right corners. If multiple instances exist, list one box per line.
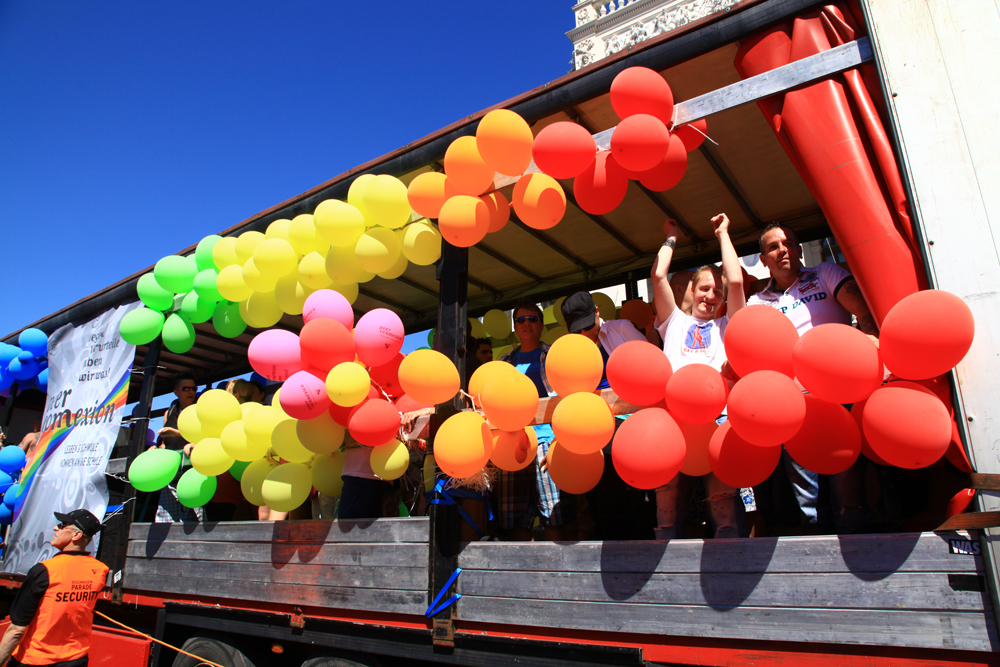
left=576, top=6, right=594, bottom=26
left=602, top=0, right=739, bottom=56
left=574, top=38, right=598, bottom=69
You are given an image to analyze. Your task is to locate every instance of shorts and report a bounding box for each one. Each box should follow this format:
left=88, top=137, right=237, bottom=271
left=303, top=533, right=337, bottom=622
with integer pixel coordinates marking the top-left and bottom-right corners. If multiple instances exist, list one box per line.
left=498, top=424, right=575, bottom=529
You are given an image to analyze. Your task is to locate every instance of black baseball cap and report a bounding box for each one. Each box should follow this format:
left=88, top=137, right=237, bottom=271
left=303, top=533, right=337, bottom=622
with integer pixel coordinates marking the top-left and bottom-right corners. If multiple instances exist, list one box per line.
left=561, top=291, right=598, bottom=334
left=54, top=509, right=103, bottom=537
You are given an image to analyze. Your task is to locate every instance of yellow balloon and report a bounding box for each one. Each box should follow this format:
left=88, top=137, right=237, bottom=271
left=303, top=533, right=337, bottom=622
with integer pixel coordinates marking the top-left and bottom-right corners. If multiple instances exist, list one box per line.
left=543, top=305, right=557, bottom=326
left=311, top=451, right=345, bottom=496
left=326, top=362, right=371, bottom=407
left=315, top=199, right=366, bottom=248
left=212, top=236, right=240, bottom=269
left=190, top=437, right=235, bottom=477
left=253, top=238, right=298, bottom=277
left=371, top=439, right=410, bottom=480
left=177, top=405, right=203, bottom=443
left=361, top=174, right=411, bottom=229
left=235, top=231, right=265, bottom=264
left=483, top=309, right=512, bottom=338
left=271, top=418, right=315, bottom=463
left=299, top=252, right=334, bottom=289
left=296, top=411, right=345, bottom=455
left=329, top=281, right=359, bottom=304
left=347, top=174, right=375, bottom=219
left=355, top=227, right=401, bottom=274
left=240, top=458, right=277, bottom=506
left=325, top=244, right=370, bottom=285
left=272, top=387, right=289, bottom=418
left=221, top=420, right=269, bottom=461
left=239, top=291, right=283, bottom=329
left=242, top=257, right=278, bottom=293
left=288, top=214, right=327, bottom=256
left=196, top=389, right=243, bottom=438
left=592, top=292, right=617, bottom=321
left=273, top=273, right=311, bottom=315
left=492, top=345, right=511, bottom=361
left=261, top=462, right=312, bottom=512
left=400, top=221, right=441, bottom=266
left=377, top=252, right=408, bottom=280
left=541, top=326, right=568, bottom=345
left=216, top=264, right=253, bottom=302
left=468, top=318, right=488, bottom=340
left=553, top=296, right=567, bottom=325
left=265, top=218, right=291, bottom=241
left=240, top=402, right=262, bottom=420
left=243, top=405, right=285, bottom=453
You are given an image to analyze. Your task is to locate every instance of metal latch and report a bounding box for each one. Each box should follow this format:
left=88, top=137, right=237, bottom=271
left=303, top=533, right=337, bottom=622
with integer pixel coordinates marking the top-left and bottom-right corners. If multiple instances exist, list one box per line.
left=290, top=606, right=305, bottom=629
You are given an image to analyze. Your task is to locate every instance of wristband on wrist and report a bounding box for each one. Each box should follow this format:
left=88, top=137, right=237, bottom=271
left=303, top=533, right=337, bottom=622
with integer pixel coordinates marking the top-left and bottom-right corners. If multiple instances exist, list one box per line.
left=662, top=238, right=677, bottom=249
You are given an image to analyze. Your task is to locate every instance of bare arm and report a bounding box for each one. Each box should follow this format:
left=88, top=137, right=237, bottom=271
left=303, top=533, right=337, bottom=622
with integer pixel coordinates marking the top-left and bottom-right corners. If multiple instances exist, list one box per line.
left=0, top=623, right=26, bottom=664
left=712, top=213, right=745, bottom=318
left=651, top=219, right=679, bottom=321
left=836, top=278, right=879, bottom=337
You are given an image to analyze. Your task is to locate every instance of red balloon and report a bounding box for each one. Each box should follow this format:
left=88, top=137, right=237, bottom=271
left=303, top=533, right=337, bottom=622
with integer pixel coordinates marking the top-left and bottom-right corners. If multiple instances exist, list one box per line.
left=728, top=371, right=806, bottom=447
left=725, top=305, right=799, bottom=378
left=394, top=393, right=432, bottom=414
left=880, top=290, right=975, bottom=380
left=573, top=152, right=628, bottom=215
left=673, top=119, right=708, bottom=152
left=792, top=324, right=883, bottom=404
left=863, top=385, right=951, bottom=469
left=370, top=353, right=404, bottom=398
left=886, top=374, right=954, bottom=417
left=299, top=318, right=355, bottom=373
left=619, top=299, right=654, bottom=330
left=784, top=395, right=861, bottom=474
left=664, top=364, right=728, bottom=424
left=532, top=122, right=596, bottom=179
left=946, top=423, right=973, bottom=473
left=610, top=114, right=670, bottom=173
left=708, top=421, right=781, bottom=488
left=946, top=488, right=976, bottom=519
left=637, top=135, right=688, bottom=192
left=606, top=341, right=672, bottom=406
left=348, top=398, right=401, bottom=447
left=611, top=408, right=685, bottom=489
left=331, top=385, right=381, bottom=427
left=850, top=398, right=891, bottom=466
left=609, top=66, right=674, bottom=125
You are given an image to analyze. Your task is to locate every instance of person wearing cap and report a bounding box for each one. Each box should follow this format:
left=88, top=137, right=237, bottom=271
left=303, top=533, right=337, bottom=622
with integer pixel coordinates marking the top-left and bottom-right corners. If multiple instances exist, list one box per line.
left=561, top=291, right=647, bottom=388
left=0, top=509, right=109, bottom=666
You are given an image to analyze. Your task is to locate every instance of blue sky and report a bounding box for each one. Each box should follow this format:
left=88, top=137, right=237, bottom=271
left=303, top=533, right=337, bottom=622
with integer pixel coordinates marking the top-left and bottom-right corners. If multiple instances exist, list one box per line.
left=0, top=1, right=572, bottom=339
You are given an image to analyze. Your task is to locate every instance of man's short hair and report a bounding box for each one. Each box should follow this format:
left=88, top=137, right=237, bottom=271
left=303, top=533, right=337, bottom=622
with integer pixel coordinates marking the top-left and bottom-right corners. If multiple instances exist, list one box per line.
left=511, top=300, right=543, bottom=323
left=172, top=372, right=195, bottom=390
left=758, top=223, right=800, bottom=253
left=691, top=265, right=727, bottom=292
left=474, top=338, right=492, bottom=350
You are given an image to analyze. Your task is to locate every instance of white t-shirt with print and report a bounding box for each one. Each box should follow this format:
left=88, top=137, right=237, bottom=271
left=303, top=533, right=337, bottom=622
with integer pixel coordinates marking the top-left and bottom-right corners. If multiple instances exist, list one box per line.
left=747, top=262, right=853, bottom=335
left=655, top=306, right=729, bottom=372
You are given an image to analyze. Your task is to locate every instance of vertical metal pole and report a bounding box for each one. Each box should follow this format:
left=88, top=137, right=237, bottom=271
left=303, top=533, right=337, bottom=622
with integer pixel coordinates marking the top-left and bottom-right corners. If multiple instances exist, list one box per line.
left=107, top=339, right=160, bottom=603
left=428, top=241, right=467, bottom=649
left=625, top=271, right=639, bottom=301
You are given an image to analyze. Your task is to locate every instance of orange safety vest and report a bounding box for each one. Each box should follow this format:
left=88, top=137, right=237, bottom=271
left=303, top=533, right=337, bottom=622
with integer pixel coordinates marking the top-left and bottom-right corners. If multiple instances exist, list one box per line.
left=13, top=552, right=109, bottom=665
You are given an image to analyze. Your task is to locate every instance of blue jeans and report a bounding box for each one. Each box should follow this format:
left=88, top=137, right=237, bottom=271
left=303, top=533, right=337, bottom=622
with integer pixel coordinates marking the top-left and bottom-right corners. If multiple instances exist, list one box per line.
left=781, top=449, right=870, bottom=534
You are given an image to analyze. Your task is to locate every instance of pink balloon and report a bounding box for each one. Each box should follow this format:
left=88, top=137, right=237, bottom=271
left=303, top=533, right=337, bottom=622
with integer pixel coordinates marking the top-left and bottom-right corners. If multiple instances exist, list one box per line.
left=303, top=289, right=354, bottom=330
left=248, top=329, right=303, bottom=381
left=279, top=370, right=331, bottom=420
left=354, top=309, right=404, bottom=367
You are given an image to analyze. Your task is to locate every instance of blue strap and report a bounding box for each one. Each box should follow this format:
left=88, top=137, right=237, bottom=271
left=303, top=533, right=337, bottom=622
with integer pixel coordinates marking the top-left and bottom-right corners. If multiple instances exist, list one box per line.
left=425, top=567, right=462, bottom=616
left=427, top=593, right=462, bottom=617
left=425, top=479, right=493, bottom=539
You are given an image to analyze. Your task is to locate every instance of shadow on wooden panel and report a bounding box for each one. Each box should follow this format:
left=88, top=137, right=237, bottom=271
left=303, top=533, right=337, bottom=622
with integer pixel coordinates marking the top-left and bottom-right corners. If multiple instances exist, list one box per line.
left=838, top=532, right=921, bottom=582
left=143, top=522, right=172, bottom=558
left=700, top=537, right=777, bottom=609
left=599, top=541, right=668, bottom=600
left=271, top=520, right=335, bottom=566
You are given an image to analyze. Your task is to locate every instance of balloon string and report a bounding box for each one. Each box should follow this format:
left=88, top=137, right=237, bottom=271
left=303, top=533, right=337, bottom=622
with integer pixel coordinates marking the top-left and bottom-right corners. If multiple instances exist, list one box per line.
left=93, top=610, right=226, bottom=667
left=689, top=124, right=718, bottom=146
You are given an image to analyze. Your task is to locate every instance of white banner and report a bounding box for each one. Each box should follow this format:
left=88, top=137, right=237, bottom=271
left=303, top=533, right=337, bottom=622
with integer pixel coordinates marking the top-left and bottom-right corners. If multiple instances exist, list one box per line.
left=2, top=302, right=139, bottom=574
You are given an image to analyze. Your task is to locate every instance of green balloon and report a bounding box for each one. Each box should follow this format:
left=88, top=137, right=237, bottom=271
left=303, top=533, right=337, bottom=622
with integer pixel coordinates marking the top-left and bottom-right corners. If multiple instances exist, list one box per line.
left=120, top=308, right=165, bottom=345
left=176, top=468, right=217, bottom=508
left=162, top=313, right=196, bottom=353
left=128, top=449, right=181, bottom=492
left=137, top=273, right=174, bottom=311
left=228, top=459, right=250, bottom=482
left=195, top=235, right=222, bottom=272
left=154, top=255, right=198, bottom=294
left=192, top=269, right=222, bottom=303
left=427, top=328, right=436, bottom=347
left=180, top=291, right=214, bottom=324
left=212, top=301, right=246, bottom=338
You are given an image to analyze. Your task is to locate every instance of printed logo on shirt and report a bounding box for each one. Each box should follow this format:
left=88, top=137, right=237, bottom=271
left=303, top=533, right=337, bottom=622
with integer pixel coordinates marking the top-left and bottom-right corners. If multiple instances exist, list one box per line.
left=798, top=270, right=820, bottom=295
left=515, top=363, right=531, bottom=375
left=683, top=321, right=713, bottom=354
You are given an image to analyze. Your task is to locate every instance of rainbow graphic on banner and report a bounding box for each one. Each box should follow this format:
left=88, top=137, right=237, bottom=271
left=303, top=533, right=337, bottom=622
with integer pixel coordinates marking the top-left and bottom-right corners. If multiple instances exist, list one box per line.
left=12, top=368, right=131, bottom=522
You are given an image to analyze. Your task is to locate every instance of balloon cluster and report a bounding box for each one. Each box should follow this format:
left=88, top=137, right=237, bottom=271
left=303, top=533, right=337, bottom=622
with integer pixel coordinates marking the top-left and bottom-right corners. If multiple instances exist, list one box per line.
left=0, top=329, right=50, bottom=393
left=0, top=446, right=28, bottom=525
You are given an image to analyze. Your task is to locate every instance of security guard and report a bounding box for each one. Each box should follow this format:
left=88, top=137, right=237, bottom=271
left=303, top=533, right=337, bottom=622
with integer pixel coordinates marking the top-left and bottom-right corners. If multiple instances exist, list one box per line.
left=0, top=509, right=109, bottom=666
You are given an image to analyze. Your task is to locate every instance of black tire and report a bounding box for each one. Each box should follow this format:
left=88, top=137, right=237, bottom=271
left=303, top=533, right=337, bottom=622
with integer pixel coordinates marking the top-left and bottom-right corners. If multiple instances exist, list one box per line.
left=171, top=635, right=257, bottom=667
left=300, top=651, right=382, bottom=667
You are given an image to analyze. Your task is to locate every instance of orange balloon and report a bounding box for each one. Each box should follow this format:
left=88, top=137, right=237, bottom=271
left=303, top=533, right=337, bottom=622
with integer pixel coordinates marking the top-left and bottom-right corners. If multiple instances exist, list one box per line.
left=407, top=172, right=456, bottom=219
left=469, top=360, right=516, bottom=400
left=476, top=109, right=534, bottom=177
left=678, top=418, right=718, bottom=476
left=481, top=191, right=510, bottom=233
left=552, top=392, right=615, bottom=455
left=545, top=440, right=604, bottom=494
left=619, top=299, right=654, bottom=330
left=397, top=349, right=460, bottom=406
left=511, top=173, right=566, bottom=230
left=433, top=411, right=492, bottom=479
left=438, top=195, right=490, bottom=248
left=481, top=372, right=540, bottom=431
left=491, top=427, right=538, bottom=472
left=443, top=136, right=495, bottom=196
left=546, top=334, right=603, bottom=396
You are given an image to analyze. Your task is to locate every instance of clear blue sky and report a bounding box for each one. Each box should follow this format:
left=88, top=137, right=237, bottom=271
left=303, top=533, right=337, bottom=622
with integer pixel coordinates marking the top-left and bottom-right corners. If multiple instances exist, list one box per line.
left=0, top=1, right=571, bottom=339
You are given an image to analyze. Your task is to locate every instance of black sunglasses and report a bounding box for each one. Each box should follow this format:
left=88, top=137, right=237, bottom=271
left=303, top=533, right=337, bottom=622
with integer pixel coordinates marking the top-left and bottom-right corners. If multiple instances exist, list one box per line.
left=178, top=386, right=197, bottom=392
left=515, top=316, right=540, bottom=324
left=57, top=522, right=78, bottom=530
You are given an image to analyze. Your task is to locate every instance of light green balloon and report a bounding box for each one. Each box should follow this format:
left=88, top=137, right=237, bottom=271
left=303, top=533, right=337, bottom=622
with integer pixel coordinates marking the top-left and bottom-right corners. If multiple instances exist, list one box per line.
left=195, top=235, right=222, bottom=272
left=162, top=313, right=196, bottom=353
left=154, top=255, right=198, bottom=294
left=137, top=273, right=174, bottom=311
left=120, top=308, right=165, bottom=346
left=128, top=449, right=181, bottom=492
left=212, top=301, right=246, bottom=338
left=176, top=468, right=217, bottom=508
left=180, top=291, right=214, bottom=324
left=228, top=459, right=250, bottom=482
left=193, top=269, right=222, bottom=303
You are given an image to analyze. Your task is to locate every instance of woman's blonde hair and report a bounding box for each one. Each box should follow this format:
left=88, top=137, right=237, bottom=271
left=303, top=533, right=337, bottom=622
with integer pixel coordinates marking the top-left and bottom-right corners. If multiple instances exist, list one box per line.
left=227, top=379, right=256, bottom=404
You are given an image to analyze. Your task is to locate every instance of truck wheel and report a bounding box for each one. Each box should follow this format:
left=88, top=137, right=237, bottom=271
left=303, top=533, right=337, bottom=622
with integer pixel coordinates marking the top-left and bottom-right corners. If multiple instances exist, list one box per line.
left=300, top=652, right=381, bottom=667
left=171, top=636, right=257, bottom=667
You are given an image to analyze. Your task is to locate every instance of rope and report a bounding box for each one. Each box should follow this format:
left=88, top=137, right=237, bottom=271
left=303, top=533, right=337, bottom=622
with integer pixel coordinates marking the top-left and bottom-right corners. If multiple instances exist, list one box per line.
left=93, top=609, right=226, bottom=667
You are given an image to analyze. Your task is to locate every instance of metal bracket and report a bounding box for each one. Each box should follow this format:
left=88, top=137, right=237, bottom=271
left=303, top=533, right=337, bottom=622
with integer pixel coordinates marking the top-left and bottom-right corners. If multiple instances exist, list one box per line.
left=289, top=606, right=305, bottom=629
left=432, top=617, right=455, bottom=648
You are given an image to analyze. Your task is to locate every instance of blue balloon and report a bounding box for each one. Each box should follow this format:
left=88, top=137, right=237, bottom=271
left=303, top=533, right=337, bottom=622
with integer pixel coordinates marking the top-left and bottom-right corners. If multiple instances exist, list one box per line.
left=0, top=471, right=12, bottom=496
left=3, top=484, right=20, bottom=510
left=17, top=328, right=48, bottom=359
left=0, top=446, right=26, bottom=474
left=0, top=344, right=18, bottom=367
left=0, top=368, right=12, bottom=392
left=36, top=368, right=48, bottom=393
left=16, top=350, right=32, bottom=363
left=0, top=504, right=11, bottom=525
left=8, top=356, right=38, bottom=381
left=250, top=372, right=268, bottom=387
left=18, top=375, right=36, bottom=392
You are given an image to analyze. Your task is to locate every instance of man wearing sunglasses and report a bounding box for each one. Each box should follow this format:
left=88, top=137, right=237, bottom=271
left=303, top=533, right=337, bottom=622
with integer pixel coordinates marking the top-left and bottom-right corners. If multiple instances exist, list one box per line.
left=0, top=509, right=109, bottom=666
left=150, top=373, right=203, bottom=523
